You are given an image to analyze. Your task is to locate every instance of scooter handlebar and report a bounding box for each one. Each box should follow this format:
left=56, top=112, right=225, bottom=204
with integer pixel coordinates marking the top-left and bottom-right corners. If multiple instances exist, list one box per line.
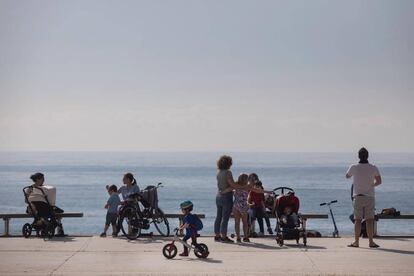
left=320, top=200, right=338, bottom=206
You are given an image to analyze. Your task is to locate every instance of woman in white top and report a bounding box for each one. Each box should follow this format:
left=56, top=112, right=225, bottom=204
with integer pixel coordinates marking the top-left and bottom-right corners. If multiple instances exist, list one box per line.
left=27, top=172, right=65, bottom=236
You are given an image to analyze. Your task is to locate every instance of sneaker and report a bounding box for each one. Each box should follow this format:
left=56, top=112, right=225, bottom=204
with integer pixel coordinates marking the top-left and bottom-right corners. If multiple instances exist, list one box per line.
left=100, top=232, right=107, bottom=237
left=221, top=236, right=234, bottom=243
left=179, top=252, right=189, bottom=257
left=267, top=228, right=274, bottom=235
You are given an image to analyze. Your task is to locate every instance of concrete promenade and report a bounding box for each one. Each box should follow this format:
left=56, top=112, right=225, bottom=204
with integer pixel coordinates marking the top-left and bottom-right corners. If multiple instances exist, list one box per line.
left=0, top=236, right=413, bottom=276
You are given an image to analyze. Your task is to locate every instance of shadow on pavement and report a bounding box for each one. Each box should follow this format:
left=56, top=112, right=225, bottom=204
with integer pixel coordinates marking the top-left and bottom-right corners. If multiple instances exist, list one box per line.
left=45, top=236, right=78, bottom=242
left=236, top=242, right=283, bottom=250
left=288, top=244, right=327, bottom=250
left=125, top=238, right=164, bottom=244
left=374, top=248, right=414, bottom=255
left=174, top=258, right=223, bottom=264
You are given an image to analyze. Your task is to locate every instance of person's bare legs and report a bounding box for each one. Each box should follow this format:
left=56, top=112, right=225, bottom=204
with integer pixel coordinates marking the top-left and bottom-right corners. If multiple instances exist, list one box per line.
left=234, top=211, right=241, bottom=240
left=366, top=219, right=379, bottom=247
left=241, top=212, right=249, bottom=239
left=353, top=219, right=362, bottom=246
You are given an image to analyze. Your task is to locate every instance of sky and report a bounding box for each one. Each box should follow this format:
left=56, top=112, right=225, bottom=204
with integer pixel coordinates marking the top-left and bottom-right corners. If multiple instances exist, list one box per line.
left=0, top=0, right=413, bottom=152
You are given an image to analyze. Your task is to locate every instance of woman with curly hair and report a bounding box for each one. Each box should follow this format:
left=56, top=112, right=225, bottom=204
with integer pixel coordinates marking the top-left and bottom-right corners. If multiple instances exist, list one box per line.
left=214, top=155, right=237, bottom=242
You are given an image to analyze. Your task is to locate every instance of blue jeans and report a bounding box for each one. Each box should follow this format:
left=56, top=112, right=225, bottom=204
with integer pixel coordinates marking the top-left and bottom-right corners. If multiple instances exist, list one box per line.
left=214, top=192, right=233, bottom=236
left=249, top=207, right=266, bottom=233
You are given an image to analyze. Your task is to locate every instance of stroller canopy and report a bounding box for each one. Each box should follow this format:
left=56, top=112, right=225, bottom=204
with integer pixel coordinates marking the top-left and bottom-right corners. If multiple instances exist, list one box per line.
left=275, top=192, right=300, bottom=216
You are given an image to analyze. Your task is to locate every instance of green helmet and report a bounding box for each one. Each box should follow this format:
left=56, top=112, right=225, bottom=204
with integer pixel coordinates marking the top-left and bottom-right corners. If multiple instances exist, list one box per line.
left=180, top=200, right=193, bottom=210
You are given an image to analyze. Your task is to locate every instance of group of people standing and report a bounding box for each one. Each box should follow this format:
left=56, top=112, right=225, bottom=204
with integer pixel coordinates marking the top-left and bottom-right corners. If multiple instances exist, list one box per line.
left=214, top=155, right=274, bottom=243
left=214, top=148, right=383, bottom=248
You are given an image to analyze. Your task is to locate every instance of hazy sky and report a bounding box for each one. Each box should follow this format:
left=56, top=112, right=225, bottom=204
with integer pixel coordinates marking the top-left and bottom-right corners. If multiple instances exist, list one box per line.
left=0, top=0, right=413, bottom=152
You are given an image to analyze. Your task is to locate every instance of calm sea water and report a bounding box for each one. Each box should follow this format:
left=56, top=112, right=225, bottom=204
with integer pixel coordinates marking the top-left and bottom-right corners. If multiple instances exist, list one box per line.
left=0, top=152, right=413, bottom=236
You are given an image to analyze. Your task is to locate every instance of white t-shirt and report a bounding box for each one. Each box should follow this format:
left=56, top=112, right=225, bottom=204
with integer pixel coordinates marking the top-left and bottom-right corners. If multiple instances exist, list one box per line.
left=27, top=185, right=57, bottom=205
left=347, top=163, right=380, bottom=197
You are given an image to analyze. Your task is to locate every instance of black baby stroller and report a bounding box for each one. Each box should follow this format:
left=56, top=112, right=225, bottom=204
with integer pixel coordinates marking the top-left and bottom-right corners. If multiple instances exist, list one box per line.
left=22, top=185, right=64, bottom=238
left=273, top=187, right=307, bottom=246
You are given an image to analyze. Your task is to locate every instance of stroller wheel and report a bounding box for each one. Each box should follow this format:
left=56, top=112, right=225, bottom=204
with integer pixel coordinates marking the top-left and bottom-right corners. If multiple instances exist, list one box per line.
left=162, top=243, right=177, bottom=259
left=22, top=223, right=32, bottom=238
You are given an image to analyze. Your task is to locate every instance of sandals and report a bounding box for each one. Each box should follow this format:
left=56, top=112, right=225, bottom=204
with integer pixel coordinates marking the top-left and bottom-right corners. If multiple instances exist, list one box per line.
left=347, top=242, right=380, bottom=248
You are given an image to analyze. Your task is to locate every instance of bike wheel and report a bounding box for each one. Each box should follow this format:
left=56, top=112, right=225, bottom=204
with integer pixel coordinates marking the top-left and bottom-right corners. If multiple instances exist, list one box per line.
left=194, top=243, right=209, bottom=259
left=22, top=223, right=32, bottom=238
left=120, top=206, right=141, bottom=240
left=153, top=208, right=170, bottom=237
left=162, top=243, right=177, bottom=259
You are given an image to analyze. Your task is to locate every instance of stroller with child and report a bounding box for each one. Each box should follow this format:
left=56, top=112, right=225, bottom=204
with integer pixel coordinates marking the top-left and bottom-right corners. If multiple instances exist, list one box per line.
left=22, top=185, right=64, bottom=238
left=272, top=187, right=307, bottom=246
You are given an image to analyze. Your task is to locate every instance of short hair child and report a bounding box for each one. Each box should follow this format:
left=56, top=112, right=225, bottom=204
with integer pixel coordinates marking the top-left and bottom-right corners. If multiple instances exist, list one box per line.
left=100, top=184, right=121, bottom=237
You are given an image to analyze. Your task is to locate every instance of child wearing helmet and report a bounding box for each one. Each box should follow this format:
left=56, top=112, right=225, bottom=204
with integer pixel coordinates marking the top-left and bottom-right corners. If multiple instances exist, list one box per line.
left=179, top=200, right=202, bottom=257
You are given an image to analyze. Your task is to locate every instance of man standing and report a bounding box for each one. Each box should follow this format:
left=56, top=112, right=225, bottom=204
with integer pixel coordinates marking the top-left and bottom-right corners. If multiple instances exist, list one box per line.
left=346, top=148, right=382, bottom=248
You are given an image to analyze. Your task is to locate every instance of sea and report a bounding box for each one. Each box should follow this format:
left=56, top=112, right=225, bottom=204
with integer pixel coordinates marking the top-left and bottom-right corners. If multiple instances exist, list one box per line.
left=0, top=152, right=413, bottom=236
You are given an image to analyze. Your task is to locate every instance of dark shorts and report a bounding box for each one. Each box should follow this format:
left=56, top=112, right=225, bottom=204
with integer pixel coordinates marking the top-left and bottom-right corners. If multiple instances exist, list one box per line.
left=105, top=212, right=118, bottom=226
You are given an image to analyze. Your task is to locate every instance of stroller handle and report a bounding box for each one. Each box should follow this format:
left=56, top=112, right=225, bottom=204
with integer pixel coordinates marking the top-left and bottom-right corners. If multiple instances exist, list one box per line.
left=272, top=187, right=294, bottom=194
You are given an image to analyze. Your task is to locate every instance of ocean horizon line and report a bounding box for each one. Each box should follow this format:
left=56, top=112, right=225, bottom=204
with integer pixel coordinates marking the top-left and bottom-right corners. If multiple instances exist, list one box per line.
left=1, top=150, right=414, bottom=154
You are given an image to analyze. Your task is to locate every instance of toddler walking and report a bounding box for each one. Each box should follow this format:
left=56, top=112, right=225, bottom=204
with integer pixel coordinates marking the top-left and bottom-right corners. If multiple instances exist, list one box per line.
left=100, top=185, right=121, bottom=237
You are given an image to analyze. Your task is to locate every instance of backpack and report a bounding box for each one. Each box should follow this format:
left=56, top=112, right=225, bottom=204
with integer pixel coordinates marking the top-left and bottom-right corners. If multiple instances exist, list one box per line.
left=194, top=215, right=203, bottom=231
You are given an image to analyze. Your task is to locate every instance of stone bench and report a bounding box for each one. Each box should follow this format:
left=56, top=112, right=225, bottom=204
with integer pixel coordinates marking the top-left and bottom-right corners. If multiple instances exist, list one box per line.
left=0, top=213, right=84, bottom=236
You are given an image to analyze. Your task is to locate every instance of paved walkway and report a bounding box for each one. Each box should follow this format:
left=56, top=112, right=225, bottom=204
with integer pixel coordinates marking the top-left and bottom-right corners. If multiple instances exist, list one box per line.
left=0, top=236, right=413, bottom=275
